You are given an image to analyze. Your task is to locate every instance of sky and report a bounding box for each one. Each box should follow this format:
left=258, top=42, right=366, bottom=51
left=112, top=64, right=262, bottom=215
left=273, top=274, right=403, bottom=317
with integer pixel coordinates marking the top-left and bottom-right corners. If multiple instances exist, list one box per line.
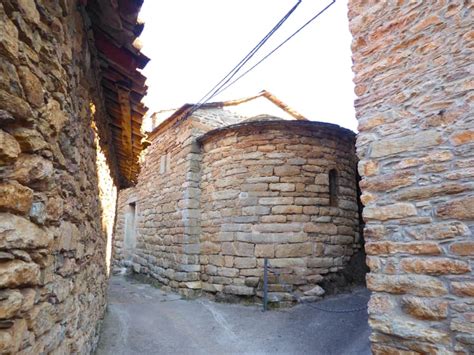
left=138, top=0, right=358, bottom=131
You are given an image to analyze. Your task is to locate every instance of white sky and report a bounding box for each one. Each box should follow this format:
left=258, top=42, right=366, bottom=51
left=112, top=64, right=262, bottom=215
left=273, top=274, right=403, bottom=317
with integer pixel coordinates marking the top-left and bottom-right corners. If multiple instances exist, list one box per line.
left=138, top=0, right=357, bottom=131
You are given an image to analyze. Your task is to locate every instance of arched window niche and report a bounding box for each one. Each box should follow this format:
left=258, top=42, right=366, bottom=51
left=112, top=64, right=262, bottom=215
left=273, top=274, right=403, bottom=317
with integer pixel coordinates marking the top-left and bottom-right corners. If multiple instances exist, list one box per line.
left=329, top=169, right=338, bottom=207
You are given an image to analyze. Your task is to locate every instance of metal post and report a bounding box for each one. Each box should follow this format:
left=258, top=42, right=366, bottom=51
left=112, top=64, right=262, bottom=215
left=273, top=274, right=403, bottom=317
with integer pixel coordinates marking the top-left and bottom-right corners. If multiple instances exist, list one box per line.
left=263, top=257, right=268, bottom=312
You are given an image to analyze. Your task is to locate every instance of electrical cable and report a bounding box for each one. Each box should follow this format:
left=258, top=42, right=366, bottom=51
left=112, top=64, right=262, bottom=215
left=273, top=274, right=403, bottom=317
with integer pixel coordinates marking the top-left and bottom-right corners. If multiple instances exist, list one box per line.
left=213, top=0, right=335, bottom=98
left=186, top=0, right=302, bottom=117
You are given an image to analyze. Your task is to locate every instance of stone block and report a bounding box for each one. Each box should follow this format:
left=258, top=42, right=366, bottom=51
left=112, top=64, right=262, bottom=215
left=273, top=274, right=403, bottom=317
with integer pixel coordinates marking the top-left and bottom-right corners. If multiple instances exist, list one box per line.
left=304, top=222, right=337, bottom=234
left=0, top=213, right=50, bottom=249
left=222, top=242, right=254, bottom=257
left=275, top=243, right=312, bottom=258
left=436, top=196, right=474, bottom=220
left=255, top=244, right=274, bottom=258
left=370, top=130, right=443, bottom=158
left=269, top=258, right=305, bottom=268
left=363, top=203, right=417, bottom=221
left=366, top=274, right=448, bottom=297
left=0, top=182, right=33, bottom=214
left=0, top=130, right=20, bottom=163
left=259, top=197, right=294, bottom=205
left=400, top=258, right=471, bottom=275
left=401, top=296, right=448, bottom=320
left=223, top=285, right=255, bottom=296
left=234, top=257, right=257, bottom=269
left=0, top=260, right=40, bottom=288
left=271, top=205, right=302, bottom=214
left=269, top=183, right=295, bottom=192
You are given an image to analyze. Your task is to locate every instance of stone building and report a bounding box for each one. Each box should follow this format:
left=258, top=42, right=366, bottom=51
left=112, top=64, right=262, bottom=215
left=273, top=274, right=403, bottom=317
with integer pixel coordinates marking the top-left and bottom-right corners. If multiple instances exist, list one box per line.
left=113, top=93, right=364, bottom=302
left=1, top=0, right=472, bottom=353
left=0, top=0, right=149, bottom=353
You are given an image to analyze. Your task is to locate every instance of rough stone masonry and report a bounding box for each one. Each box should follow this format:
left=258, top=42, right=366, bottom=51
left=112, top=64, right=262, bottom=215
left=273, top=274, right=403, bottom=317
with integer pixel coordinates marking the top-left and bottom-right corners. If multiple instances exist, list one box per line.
left=348, top=1, right=473, bottom=354
left=0, top=0, right=147, bottom=353
left=113, top=108, right=365, bottom=304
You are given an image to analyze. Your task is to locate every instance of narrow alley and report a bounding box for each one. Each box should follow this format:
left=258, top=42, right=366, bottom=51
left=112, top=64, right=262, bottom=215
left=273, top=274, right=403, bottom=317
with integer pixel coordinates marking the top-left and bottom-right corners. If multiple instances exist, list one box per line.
left=96, top=276, right=371, bottom=355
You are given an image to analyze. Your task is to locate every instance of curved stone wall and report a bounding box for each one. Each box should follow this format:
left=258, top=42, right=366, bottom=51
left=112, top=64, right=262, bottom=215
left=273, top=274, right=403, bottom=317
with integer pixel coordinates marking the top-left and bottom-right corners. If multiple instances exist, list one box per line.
left=198, top=120, right=360, bottom=302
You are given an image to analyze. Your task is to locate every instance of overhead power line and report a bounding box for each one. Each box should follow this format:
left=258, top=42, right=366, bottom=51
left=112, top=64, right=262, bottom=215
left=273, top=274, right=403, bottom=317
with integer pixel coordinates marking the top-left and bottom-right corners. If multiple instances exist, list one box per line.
left=186, top=0, right=302, bottom=117
left=213, top=0, right=336, bottom=98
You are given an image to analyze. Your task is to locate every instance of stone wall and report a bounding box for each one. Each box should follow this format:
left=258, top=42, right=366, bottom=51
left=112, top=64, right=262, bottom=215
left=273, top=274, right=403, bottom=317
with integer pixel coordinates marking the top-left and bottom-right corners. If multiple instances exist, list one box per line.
left=199, top=121, right=361, bottom=302
left=113, top=117, right=214, bottom=297
left=0, top=1, right=118, bottom=353
left=349, top=1, right=473, bottom=353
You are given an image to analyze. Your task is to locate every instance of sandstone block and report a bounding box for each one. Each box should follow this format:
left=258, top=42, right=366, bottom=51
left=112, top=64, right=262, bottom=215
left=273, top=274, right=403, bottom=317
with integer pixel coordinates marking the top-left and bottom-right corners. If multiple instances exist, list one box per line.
left=18, top=66, right=43, bottom=108
left=304, top=223, right=337, bottom=235
left=217, top=267, right=239, bottom=278
left=401, top=296, right=447, bottom=320
left=221, top=242, right=254, bottom=257
left=274, top=165, right=300, bottom=176
left=242, top=206, right=270, bottom=215
left=270, top=258, right=305, bottom=268
left=271, top=205, right=302, bottom=214
left=363, top=203, right=417, bottom=221
left=269, top=183, right=295, bottom=192
left=366, top=274, right=448, bottom=297
left=449, top=130, right=474, bottom=146
left=451, top=282, right=474, bottom=297
left=223, top=285, right=255, bottom=296
left=259, top=197, right=294, bottom=205
left=253, top=223, right=302, bottom=233
left=370, top=130, right=443, bottom=158
left=365, top=242, right=441, bottom=255
left=0, top=130, right=20, bottom=163
left=405, top=222, right=470, bottom=240
left=234, top=257, right=257, bottom=269
left=0, top=290, right=23, bottom=319
left=360, top=172, right=415, bottom=192
left=436, top=196, right=474, bottom=220
left=369, top=315, right=450, bottom=345
left=255, top=244, right=274, bottom=258
left=450, top=242, right=474, bottom=256
left=0, top=182, right=33, bottom=214
left=0, top=260, right=40, bottom=288
left=0, top=213, right=50, bottom=249
left=260, top=215, right=286, bottom=223
left=11, top=154, right=53, bottom=189
left=400, top=257, right=471, bottom=275
left=307, top=257, right=334, bottom=268
left=275, top=243, right=312, bottom=258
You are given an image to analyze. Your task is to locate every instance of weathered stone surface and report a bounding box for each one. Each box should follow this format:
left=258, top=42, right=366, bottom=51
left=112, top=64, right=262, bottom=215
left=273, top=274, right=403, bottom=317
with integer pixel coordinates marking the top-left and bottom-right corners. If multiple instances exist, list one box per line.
left=0, top=213, right=50, bottom=249
left=0, top=290, right=23, bottom=319
left=223, top=285, right=255, bottom=296
left=363, top=203, right=417, bottom=221
left=0, top=260, right=40, bottom=288
left=451, top=282, right=474, bottom=297
left=366, top=242, right=442, bottom=255
left=366, top=274, right=448, bottom=297
left=0, top=130, right=21, bottom=163
left=10, top=155, right=53, bottom=189
left=400, top=258, right=471, bottom=275
left=0, top=182, right=33, bottom=214
left=436, top=196, right=474, bottom=220
left=450, top=242, right=474, bottom=256
left=369, top=315, right=450, bottom=344
left=370, top=131, right=443, bottom=158
left=401, top=296, right=447, bottom=320
left=275, top=243, right=312, bottom=258
left=17, top=66, right=43, bottom=108
left=449, top=130, right=474, bottom=146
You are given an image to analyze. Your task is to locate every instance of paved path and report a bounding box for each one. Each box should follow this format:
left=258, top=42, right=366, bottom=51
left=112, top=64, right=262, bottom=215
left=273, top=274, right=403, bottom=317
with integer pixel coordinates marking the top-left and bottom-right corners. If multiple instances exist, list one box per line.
left=96, top=276, right=371, bottom=355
